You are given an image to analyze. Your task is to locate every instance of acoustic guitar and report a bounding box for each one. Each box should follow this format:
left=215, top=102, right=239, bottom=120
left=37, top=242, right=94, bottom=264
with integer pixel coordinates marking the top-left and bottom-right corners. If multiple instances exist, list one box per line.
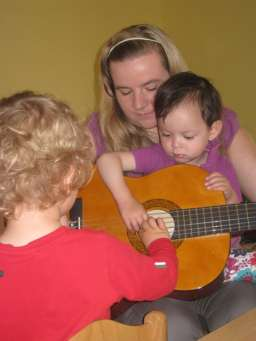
left=72, top=164, right=256, bottom=299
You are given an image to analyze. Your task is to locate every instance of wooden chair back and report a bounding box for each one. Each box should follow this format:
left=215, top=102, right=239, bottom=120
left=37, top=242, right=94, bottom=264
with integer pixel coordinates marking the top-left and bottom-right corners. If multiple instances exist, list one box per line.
left=198, top=308, right=256, bottom=341
left=70, top=310, right=167, bottom=341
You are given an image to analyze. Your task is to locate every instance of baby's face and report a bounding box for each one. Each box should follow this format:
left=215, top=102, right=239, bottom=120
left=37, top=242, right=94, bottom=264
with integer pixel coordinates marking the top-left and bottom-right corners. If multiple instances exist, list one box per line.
left=158, top=100, right=214, bottom=166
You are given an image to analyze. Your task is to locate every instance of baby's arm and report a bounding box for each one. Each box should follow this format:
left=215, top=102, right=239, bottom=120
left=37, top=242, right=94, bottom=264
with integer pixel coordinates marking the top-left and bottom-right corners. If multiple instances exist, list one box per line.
left=97, top=152, right=148, bottom=230
left=205, top=172, right=239, bottom=204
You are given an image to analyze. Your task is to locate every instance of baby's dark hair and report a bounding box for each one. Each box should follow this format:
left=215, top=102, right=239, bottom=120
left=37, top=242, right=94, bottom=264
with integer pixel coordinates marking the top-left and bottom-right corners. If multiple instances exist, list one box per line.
left=155, top=71, right=222, bottom=127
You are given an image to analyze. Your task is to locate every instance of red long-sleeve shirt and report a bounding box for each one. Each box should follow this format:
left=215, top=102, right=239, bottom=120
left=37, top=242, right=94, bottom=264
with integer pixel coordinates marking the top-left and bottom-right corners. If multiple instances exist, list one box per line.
left=0, top=226, right=177, bottom=341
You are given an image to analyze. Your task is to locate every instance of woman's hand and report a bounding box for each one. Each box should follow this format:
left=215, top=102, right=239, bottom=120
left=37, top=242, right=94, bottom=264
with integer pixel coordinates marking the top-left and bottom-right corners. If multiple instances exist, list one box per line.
left=205, top=172, right=239, bottom=204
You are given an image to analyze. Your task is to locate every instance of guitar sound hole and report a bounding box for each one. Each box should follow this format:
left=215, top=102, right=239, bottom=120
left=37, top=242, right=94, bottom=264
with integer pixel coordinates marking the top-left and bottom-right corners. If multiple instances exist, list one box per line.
left=147, top=209, right=174, bottom=237
left=127, top=231, right=147, bottom=254
left=127, top=198, right=178, bottom=252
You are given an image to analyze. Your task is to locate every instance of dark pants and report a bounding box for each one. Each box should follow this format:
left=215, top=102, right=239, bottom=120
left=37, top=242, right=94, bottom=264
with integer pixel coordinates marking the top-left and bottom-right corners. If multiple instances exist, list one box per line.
left=116, top=282, right=256, bottom=341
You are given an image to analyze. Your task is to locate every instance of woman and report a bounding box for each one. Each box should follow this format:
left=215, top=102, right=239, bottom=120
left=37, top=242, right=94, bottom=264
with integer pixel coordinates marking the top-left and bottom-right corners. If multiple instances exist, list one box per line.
left=87, top=24, right=256, bottom=200
left=86, top=24, right=256, bottom=341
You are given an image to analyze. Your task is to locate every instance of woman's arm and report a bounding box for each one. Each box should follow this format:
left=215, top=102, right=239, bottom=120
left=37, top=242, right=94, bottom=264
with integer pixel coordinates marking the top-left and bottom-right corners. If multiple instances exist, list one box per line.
left=227, top=127, right=256, bottom=201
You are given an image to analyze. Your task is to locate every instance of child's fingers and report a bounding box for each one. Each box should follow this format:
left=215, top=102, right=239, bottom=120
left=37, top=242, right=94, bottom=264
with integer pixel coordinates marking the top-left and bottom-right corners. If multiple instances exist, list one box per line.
left=141, top=217, right=156, bottom=230
left=205, top=173, right=223, bottom=183
left=126, top=221, right=135, bottom=231
left=156, top=218, right=166, bottom=230
left=205, top=176, right=227, bottom=189
left=205, top=172, right=221, bottom=180
left=142, top=217, right=166, bottom=231
left=124, top=216, right=137, bottom=231
left=128, top=218, right=141, bottom=232
left=143, top=212, right=149, bottom=221
left=127, top=214, right=148, bottom=232
left=206, top=180, right=225, bottom=188
left=205, top=176, right=223, bottom=185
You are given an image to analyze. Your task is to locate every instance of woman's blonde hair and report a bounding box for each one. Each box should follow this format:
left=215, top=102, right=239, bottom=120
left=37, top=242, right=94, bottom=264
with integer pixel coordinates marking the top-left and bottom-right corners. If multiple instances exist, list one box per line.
left=98, top=24, right=188, bottom=152
left=0, top=91, right=92, bottom=218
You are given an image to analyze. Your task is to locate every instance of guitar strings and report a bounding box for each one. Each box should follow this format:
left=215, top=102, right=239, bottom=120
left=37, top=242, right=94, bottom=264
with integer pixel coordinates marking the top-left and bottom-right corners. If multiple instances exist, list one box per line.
left=78, top=203, right=256, bottom=239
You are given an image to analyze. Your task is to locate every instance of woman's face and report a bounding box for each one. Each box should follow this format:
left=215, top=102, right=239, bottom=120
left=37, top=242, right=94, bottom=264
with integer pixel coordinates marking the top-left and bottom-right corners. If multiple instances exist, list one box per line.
left=109, top=50, right=170, bottom=129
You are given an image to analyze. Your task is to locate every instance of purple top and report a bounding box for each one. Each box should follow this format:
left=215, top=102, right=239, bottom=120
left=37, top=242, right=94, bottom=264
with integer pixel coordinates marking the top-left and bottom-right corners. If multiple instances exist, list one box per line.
left=86, top=108, right=240, bottom=161
left=86, top=112, right=106, bottom=158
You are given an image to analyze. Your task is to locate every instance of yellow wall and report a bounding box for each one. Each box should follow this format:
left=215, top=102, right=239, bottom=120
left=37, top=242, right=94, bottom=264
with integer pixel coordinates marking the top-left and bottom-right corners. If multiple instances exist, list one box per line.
left=163, top=0, right=256, bottom=137
left=0, top=0, right=165, bottom=116
left=0, top=0, right=255, bottom=137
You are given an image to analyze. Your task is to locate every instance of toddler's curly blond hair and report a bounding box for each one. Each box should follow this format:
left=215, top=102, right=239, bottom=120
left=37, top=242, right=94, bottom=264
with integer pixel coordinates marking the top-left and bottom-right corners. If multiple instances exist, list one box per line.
left=0, top=91, right=92, bottom=218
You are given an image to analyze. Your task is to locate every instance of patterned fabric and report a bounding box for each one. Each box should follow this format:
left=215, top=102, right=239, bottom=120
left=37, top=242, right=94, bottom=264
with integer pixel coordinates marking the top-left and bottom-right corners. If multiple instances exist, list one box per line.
left=224, top=248, right=256, bottom=283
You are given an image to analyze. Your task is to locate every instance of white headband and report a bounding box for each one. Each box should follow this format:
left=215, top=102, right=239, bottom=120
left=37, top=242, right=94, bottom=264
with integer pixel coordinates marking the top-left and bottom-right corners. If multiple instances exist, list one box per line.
left=107, top=37, right=162, bottom=58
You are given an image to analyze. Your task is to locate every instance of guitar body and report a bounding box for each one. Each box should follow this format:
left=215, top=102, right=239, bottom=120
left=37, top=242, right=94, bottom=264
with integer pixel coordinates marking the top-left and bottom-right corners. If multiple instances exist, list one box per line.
left=78, top=164, right=230, bottom=299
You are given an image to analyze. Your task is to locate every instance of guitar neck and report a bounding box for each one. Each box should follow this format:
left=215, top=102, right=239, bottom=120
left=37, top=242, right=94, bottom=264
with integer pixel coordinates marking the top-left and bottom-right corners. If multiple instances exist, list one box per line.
left=171, top=202, right=256, bottom=240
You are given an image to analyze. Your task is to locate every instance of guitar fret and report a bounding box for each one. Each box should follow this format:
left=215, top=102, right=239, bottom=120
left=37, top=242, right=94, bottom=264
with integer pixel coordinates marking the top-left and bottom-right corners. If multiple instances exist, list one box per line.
left=187, top=208, right=193, bottom=237
left=208, top=206, right=213, bottom=235
left=195, top=206, right=199, bottom=236
left=188, top=208, right=193, bottom=237
left=226, top=205, right=230, bottom=233
left=245, top=204, right=250, bottom=231
left=183, top=210, right=187, bottom=238
left=234, top=205, right=240, bottom=232
left=194, top=207, right=201, bottom=237
left=203, top=206, right=207, bottom=235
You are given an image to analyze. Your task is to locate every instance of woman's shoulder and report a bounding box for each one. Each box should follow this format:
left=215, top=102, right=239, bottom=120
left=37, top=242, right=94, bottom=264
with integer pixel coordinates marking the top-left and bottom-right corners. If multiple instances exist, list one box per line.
left=222, top=107, right=240, bottom=147
left=222, top=106, right=237, bottom=119
left=86, top=111, right=99, bottom=129
left=86, top=112, right=107, bottom=158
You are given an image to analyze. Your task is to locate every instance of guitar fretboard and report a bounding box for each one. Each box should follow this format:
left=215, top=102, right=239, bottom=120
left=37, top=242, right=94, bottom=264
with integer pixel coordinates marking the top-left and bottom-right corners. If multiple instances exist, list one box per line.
left=167, top=203, right=256, bottom=240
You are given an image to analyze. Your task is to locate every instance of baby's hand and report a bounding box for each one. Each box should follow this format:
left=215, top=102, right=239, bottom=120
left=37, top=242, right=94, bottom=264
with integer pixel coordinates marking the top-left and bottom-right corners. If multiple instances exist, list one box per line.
left=118, top=197, right=148, bottom=231
left=139, top=217, right=169, bottom=248
left=205, top=172, right=238, bottom=204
